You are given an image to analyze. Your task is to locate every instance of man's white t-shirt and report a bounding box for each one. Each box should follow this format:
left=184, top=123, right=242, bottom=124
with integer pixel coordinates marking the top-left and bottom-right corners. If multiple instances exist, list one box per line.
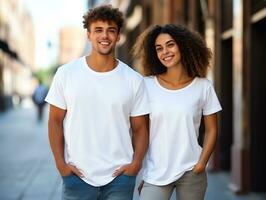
left=143, top=76, right=222, bottom=185
left=45, top=57, right=150, bottom=186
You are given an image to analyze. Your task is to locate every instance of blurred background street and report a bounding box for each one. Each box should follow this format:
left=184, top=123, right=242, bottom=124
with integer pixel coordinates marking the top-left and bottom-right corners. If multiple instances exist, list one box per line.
left=0, top=104, right=265, bottom=200
left=1, top=0, right=266, bottom=199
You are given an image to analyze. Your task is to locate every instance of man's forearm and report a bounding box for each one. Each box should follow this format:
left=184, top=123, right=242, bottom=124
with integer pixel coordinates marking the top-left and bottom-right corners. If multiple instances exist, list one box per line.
left=132, top=123, right=149, bottom=165
left=48, top=119, right=65, bottom=168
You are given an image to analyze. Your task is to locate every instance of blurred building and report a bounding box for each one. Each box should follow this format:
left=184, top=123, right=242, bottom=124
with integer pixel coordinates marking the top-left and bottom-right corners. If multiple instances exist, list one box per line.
left=0, top=0, right=35, bottom=111
left=87, top=0, right=130, bottom=8
left=59, top=26, right=86, bottom=65
left=121, top=0, right=266, bottom=195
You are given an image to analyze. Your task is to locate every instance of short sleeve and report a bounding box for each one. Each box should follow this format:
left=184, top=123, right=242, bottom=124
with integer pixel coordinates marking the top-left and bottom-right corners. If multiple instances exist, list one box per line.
left=45, top=68, right=67, bottom=110
left=130, top=79, right=150, bottom=117
left=203, top=83, right=222, bottom=115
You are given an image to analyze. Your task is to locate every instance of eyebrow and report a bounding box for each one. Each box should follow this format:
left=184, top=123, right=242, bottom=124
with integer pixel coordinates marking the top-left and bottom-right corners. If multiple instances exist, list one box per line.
left=155, top=39, right=175, bottom=47
left=94, top=26, right=117, bottom=30
left=108, top=27, right=118, bottom=30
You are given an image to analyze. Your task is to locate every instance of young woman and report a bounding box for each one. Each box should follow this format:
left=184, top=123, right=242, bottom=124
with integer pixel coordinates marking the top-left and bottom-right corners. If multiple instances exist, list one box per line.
left=133, top=24, right=222, bottom=200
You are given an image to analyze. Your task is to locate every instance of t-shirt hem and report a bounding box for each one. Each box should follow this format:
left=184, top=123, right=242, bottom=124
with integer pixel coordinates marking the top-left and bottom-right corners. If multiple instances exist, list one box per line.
left=143, top=173, right=185, bottom=186
left=142, top=166, right=195, bottom=186
left=130, top=110, right=150, bottom=117
left=81, top=176, right=116, bottom=187
left=45, top=98, right=66, bottom=110
left=203, top=107, right=222, bottom=115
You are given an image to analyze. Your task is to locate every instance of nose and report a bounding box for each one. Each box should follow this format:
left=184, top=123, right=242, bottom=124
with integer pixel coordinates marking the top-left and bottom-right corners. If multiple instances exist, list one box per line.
left=162, top=47, right=169, bottom=55
left=102, top=30, right=108, bottom=38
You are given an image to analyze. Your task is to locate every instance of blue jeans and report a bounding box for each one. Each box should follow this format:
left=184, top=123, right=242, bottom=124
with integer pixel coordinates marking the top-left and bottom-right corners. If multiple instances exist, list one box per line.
left=62, top=174, right=136, bottom=200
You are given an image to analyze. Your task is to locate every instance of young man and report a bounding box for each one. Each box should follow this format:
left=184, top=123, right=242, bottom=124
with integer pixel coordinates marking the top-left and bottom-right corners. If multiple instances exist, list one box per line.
left=45, top=4, right=150, bottom=200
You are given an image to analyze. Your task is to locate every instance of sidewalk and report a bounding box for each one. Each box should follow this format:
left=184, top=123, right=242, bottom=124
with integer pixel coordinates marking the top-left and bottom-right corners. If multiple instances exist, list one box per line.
left=0, top=104, right=61, bottom=200
left=0, top=105, right=266, bottom=200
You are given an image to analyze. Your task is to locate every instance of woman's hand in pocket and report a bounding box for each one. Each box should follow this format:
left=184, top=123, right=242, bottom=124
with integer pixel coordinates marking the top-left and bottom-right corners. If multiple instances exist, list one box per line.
left=192, top=162, right=206, bottom=174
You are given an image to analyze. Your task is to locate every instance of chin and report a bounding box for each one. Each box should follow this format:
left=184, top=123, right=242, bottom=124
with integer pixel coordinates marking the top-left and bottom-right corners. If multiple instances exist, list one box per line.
left=99, top=51, right=112, bottom=55
left=163, top=63, right=174, bottom=68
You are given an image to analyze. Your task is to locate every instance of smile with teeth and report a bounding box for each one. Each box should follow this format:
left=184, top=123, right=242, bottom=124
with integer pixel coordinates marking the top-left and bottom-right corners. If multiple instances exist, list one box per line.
left=162, top=55, right=174, bottom=61
left=99, top=41, right=111, bottom=46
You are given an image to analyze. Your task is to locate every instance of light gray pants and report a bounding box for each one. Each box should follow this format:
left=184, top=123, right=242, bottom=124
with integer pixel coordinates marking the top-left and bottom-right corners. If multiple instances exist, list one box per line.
left=140, top=170, right=207, bottom=200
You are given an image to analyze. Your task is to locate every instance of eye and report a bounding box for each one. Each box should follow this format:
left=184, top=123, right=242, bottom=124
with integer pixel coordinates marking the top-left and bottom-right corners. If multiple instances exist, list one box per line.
left=167, top=42, right=175, bottom=47
left=108, top=29, right=117, bottom=33
left=95, top=29, right=102, bottom=33
left=155, top=47, right=163, bottom=52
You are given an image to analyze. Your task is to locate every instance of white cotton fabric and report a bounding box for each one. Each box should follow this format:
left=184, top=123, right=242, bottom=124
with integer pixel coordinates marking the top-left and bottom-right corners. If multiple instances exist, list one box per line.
left=143, top=76, right=222, bottom=186
left=45, top=57, right=150, bottom=186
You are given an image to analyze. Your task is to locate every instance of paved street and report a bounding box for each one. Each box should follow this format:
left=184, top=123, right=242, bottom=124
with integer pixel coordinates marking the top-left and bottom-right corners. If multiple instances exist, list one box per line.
left=0, top=103, right=266, bottom=200
left=0, top=103, right=61, bottom=200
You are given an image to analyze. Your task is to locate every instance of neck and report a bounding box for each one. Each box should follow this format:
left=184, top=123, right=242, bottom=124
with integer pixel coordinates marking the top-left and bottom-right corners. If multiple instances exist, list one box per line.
left=164, top=65, right=188, bottom=83
left=157, top=65, right=193, bottom=89
left=86, top=53, right=117, bottom=72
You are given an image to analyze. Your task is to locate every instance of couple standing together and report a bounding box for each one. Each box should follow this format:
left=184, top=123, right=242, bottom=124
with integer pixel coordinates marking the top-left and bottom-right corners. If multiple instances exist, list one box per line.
left=45, top=4, right=222, bottom=200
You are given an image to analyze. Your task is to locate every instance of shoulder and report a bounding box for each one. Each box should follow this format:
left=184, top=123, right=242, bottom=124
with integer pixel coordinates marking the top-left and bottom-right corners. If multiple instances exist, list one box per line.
left=55, top=57, right=84, bottom=79
left=144, top=76, right=155, bottom=81
left=194, top=77, right=218, bottom=99
left=144, top=76, right=155, bottom=85
left=118, top=60, right=144, bottom=81
left=195, top=77, right=214, bottom=88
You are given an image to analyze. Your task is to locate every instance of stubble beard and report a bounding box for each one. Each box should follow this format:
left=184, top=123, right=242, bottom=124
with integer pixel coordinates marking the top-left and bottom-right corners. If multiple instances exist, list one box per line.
left=98, top=46, right=115, bottom=56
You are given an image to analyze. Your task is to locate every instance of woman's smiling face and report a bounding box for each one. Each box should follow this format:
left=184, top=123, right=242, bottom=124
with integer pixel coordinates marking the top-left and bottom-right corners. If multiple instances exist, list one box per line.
left=155, top=33, right=181, bottom=69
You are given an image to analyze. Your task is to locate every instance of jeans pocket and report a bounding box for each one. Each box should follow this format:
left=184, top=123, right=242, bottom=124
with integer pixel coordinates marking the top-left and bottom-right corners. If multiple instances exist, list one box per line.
left=113, top=174, right=136, bottom=186
left=62, top=174, right=84, bottom=187
left=62, top=173, right=74, bottom=179
left=191, top=170, right=205, bottom=176
left=122, top=173, right=137, bottom=178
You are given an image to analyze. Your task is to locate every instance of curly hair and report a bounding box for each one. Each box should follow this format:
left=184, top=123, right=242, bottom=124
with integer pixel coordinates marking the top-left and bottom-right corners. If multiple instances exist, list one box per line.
left=132, top=24, right=212, bottom=77
left=83, top=4, right=124, bottom=32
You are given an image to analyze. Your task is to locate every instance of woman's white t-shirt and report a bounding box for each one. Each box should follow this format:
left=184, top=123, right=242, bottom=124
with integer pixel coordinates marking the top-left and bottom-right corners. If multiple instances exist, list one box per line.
left=143, top=76, right=222, bottom=185
left=45, top=57, right=150, bottom=186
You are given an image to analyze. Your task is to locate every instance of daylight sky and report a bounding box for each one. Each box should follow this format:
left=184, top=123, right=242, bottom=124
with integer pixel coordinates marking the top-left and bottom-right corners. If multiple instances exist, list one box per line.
left=22, top=0, right=88, bottom=68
